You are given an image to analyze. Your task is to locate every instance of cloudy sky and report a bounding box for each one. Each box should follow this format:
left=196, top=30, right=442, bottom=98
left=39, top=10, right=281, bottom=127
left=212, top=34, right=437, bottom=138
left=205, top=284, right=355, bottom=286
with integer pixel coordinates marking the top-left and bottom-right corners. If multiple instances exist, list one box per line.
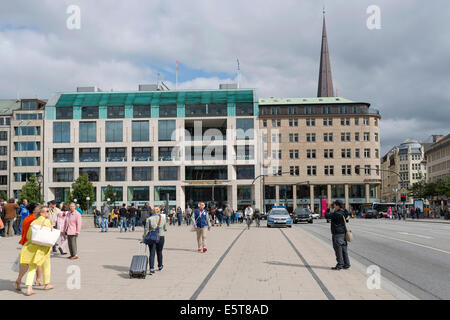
left=0, top=0, right=449, bottom=154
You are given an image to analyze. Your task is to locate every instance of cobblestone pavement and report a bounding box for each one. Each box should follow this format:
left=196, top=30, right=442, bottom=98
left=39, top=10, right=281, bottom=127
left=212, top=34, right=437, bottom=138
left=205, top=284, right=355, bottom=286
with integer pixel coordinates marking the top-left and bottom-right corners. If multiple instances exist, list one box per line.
left=0, top=221, right=396, bottom=300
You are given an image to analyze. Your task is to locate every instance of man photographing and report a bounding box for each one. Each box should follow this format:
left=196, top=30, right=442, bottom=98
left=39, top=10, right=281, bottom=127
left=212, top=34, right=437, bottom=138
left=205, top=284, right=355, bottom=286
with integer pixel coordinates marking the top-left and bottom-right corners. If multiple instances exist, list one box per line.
left=326, top=200, right=350, bottom=270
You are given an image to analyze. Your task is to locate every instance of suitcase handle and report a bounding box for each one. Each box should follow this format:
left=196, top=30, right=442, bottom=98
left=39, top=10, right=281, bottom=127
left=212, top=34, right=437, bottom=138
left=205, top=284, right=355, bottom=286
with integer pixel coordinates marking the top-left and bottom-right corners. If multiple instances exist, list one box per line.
left=139, top=242, right=147, bottom=256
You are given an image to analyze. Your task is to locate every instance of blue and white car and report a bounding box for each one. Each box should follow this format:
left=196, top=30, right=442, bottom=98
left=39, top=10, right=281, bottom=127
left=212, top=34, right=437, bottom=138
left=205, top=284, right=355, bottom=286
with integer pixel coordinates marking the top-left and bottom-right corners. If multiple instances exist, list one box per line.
left=267, top=206, right=293, bottom=228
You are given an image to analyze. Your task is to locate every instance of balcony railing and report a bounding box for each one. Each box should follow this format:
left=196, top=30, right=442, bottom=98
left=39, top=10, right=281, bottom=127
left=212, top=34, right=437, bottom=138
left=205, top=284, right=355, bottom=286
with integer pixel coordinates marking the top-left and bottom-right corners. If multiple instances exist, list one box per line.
left=236, top=155, right=254, bottom=161
left=132, top=156, right=153, bottom=162
left=158, top=156, right=179, bottom=162
left=106, top=157, right=127, bottom=162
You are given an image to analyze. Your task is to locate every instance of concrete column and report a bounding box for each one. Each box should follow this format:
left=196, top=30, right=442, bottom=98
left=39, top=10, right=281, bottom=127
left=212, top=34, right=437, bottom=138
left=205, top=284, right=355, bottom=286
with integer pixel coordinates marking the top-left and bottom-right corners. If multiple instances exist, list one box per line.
left=365, top=183, right=370, bottom=202
left=345, top=184, right=349, bottom=210
left=327, top=184, right=332, bottom=208
left=150, top=185, right=154, bottom=207
left=293, top=185, right=297, bottom=210
left=254, top=181, right=261, bottom=210
left=275, top=185, right=280, bottom=206
left=231, top=184, right=238, bottom=211
left=176, top=185, right=185, bottom=210
left=310, top=184, right=314, bottom=212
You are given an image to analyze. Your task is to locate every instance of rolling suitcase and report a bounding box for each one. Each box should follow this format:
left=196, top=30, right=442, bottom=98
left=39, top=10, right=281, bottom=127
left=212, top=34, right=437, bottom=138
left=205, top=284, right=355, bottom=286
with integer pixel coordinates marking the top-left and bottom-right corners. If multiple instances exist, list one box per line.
left=129, top=245, right=148, bottom=279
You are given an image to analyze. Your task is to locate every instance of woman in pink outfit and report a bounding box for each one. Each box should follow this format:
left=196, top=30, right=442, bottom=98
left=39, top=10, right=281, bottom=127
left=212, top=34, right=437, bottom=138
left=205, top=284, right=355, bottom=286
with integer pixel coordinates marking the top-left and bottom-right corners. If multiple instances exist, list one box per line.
left=66, top=203, right=82, bottom=260
left=388, top=207, right=393, bottom=219
left=55, top=203, right=69, bottom=255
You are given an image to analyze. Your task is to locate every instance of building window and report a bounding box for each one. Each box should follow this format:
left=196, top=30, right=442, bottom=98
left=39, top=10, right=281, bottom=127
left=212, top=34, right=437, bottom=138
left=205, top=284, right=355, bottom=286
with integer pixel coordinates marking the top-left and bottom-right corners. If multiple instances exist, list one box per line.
left=107, top=106, right=125, bottom=119
left=341, top=118, right=350, bottom=126
left=53, top=149, right=73, bottom=163
left=159, top=147, right=177, bottom=161
left=154, top=186, right=176, bottom=203
left=272, top=133, right=282, bottom=143
left=0, top=146, right=7, bottom=156
left=290, top=133, right=299, bottom=142
left=236, top=119, right=254, bottom=140
left=80, top=148, right=99, bottom=162
left=106, top=167, right=126, bottom=181
left=132, top=121, right=149, bottom=142
left=289, top=166, right=300, bottom=176
left=106, top=148, right=127, bottom=162
left=159, top=167, right=178, bottom=181
left=101, top=187, right=123, bottom=202
left=158, top=120, right=176, bottom=141
left=271, top=107, right=281, bottom=115
left=236, top=103, right=254, bottom=116
left=14, top=157, right=40, bottom=166
left=364, top=149, right=371, bottom=158
left=14, top=142, right=40, bottom=151
left=288, top=106, right=299, bottom=115
left=306, top=118, right=316, bottom=126
left=56, top=107, right=73, bottom=120
left=323, top=118, right=333, bottom=126
left=22, top=101, right=38, bottom=110
left=364, top=118, right=369, bottom=125
left=81, top=107, right=99, bottom=119
left=375, top=133, right=379, bottom=142
left=324, top=166, right=334, bottom=176
left=53, top=122, right=70, bottom=143
left=79, top=122, right=97, bottom=143
left=307, top=166, right=317, bottom=176
left=306, top=133, right=315, bottom=142
left=375, top=149, right=379, bottom=158
left=305, top=106, right=315, bottom=115
left=263, top=120, right=267, bottom=127
left=15, top=126, right=41, bottom=136
left=339, top=106, right=349, bottom=114
left=160, top=104, right=178, bottom=118
left=0, top=161, right=7, bottom=170
left=128, top=187, right=150, bottom=202
left=236, top=166, right=255, bottom=180
left=79, top=168, right=100, bottom=182
left=342, top=165, right=352, bottom=176
left=364, top=132, right=370, bottom=141
left=355, top=132, right=360, bottom=141
left=133, top=105, right=151, bottom=118
left=322, top=106, right=331, bottom=114
left=355, top=118, right=359, bottom=125
left=133, top=147, right=152, bottom=161
left=365, top=165, right=371, bottom=175
left=14, top=172, right=36, bottom=182
left=0, top=131, right=7, bottom=141
left=289, top=119, right=298, bottom=127
left=307, top=149, right=316, bottom=159
left=53, top=168, right=73, bottom=182
left=105, top=121, right=123, bottom=142
left=324, top=133, right=333, bottom=142
left=132, top=167, right=152, bottom=181
left=272, top=119, right=281, bottom=127
left=324, top=149, right=334, bottom=159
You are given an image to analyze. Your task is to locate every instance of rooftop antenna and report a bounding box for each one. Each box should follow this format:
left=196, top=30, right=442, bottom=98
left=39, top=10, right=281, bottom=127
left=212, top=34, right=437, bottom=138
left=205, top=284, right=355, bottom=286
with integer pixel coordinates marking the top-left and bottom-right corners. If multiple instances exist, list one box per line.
left=237, top=58, right=241, bottom=89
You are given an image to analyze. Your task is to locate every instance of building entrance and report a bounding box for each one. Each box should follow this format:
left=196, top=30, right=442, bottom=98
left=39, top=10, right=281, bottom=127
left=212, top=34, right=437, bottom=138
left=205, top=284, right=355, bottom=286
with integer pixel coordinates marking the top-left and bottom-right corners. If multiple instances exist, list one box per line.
left=185, top=186, right=228, bottom=209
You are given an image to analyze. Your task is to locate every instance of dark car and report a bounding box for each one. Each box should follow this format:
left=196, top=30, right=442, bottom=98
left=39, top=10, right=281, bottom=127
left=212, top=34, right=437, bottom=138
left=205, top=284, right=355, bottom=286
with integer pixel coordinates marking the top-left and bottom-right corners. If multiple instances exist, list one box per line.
left=292, top=208, right=313, bottom=224
left=363, top=210, right=377, bottom=219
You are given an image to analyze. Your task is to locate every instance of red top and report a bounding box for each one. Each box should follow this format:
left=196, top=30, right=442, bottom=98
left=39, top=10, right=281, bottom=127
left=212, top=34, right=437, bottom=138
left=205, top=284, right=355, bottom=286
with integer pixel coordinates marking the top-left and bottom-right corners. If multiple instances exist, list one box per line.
left=19, top=213, right=36, bottom=245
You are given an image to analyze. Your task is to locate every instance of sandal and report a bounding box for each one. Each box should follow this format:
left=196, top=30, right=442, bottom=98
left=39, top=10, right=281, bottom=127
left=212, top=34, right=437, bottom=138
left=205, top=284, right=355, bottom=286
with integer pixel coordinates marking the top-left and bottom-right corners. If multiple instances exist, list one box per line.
left=43, top=284, right=55, bottom=291
left=14, top=281, right=21, bottom=291
left=25, top=287, right=35, bottom=296
left=35, top=280, right=43, bottom=286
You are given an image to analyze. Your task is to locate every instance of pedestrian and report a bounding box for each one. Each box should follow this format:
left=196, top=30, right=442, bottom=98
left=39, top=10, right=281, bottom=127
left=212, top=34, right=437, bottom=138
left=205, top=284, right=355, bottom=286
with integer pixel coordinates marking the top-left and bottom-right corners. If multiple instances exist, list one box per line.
left=76, top=204, right=83, bottom=214
left=119, top=203, right=128, bottom=232
left=15, top=204, right=44, bottom=291
left=66, top=202, right=82, bottom=260
left=101, top=202, right=110, bottom=232
left=192, top=202, right=211, bottom=253
left=18, top=206, right=55, bottom=296
left=48, top=200, right=61, bottom=253
left=410, top=207, right=415, bottom=219
left=18, top=199, right=29, bottom=234
left=388, top=207, right=393, bottom=220
left=128, top=203, right=137, bottom=232
left=94, top=207, right=101, bottom=228
left=185, top=205, right=192, bottom=226
left=176, top=207, right=183, bottom=226
left=325, top=200, right=350, bottom=270
left=234, top=210, right=239, bottom=224
left=142, top=206, right=167, bottom=274
left=224, top=205, right=232, bottom=227
left=0, top=198, right=5, bottom=237
left=55, top=204, right=69, bottom=255
left=169, top=207, right=176, bottom=226
left=217, top=206, right=224, bottom=226
left=4, top=198, right=19, bottom=237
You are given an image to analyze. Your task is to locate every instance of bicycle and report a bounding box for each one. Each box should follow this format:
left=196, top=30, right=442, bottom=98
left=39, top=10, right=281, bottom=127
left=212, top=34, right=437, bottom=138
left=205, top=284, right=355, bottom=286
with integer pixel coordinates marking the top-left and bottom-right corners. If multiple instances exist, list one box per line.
left=246, top=216, right=252, bottom=230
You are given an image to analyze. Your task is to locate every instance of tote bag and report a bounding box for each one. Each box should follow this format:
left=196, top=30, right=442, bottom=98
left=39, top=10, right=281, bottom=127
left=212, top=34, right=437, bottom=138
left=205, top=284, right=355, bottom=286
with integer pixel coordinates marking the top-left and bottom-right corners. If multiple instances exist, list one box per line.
left=343, top=216, right=353, bottom=242
left=31, top=219, right=61, bottom=247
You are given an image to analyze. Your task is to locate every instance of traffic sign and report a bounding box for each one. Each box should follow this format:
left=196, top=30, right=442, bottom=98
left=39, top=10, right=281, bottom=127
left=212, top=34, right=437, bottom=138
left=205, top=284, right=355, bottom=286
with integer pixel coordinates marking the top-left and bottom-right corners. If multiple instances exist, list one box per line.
left=401, top=188, right=407, bottom=194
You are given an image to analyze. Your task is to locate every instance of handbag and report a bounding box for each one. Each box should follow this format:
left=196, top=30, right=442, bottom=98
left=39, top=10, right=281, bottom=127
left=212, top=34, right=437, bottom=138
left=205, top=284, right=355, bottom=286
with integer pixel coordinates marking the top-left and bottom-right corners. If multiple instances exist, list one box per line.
left=343, top=216, right=353, bottom=242
left=144, top=215, right=161, bottom=245
left=31, top=218, right=61, bottom=247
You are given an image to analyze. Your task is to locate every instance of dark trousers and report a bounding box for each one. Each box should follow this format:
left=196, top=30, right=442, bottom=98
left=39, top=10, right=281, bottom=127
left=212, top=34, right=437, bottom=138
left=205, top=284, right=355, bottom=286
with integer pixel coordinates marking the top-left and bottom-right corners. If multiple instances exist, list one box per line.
left=68, top=235, right=78, bottom=257
left=332, top=234, right=350, bottom=268
left=148, top=236, right=165, bottom=270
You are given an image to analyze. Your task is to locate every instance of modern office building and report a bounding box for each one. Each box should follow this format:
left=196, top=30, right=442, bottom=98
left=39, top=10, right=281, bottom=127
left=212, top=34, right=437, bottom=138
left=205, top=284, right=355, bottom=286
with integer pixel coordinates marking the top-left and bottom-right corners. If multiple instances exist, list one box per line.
left=256, top=13, right=381, bottom=213
left=10, top=99, right=46, bottom=199
left=381, top=140, right=427, bottom=203
left=0, top=100, right=20, bottom=197
left=425, top=134, right=450, bottom=183
left=43, top=86, right=261, bottom=210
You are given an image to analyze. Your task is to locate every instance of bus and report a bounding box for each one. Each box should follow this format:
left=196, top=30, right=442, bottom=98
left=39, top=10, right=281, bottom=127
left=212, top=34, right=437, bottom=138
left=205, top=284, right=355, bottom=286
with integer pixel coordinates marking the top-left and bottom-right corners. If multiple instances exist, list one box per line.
left=360, top=202, right=397, bottom=218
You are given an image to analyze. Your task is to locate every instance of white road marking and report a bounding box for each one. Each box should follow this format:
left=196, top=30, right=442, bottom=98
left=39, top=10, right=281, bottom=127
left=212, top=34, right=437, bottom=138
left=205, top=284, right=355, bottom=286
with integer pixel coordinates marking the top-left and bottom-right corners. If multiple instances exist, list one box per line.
left=398, top=232, right=433, bottom=240
left=310, top=223, right=450, bottom=255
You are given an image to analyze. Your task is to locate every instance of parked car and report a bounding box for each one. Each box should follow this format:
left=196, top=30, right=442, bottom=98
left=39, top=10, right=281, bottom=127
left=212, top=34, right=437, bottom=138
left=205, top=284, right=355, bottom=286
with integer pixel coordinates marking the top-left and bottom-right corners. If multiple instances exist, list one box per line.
left=292, top=208, right=313, bottom=224
left=267, top=207, right=293, bottom=228
left=362, top=210, right=378, bottom=219
left=311, top=213, right=320, bottom=219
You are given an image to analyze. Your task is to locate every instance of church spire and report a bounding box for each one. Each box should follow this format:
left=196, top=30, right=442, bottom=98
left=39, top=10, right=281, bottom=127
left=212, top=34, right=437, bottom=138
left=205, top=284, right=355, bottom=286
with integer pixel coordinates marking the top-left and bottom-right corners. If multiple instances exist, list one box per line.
left=317, top=10, right=335, bottom=97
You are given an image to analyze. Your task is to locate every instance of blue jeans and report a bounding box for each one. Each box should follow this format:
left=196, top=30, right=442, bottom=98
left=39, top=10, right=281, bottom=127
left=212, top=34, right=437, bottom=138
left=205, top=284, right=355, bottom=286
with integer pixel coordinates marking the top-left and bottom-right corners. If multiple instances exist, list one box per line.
left=95, top=216, right=101, bottom=228
left=101, top=217, right=109, bottom=232
left=177, top=215, right=182, bottom=226
left=13, top=218, right=19, bottom=235
left=148, top=236, right=165, bottom=270
left=18, top=217, right=23, bottom=234
left=120, top=217, right=128, bottom=232
left=226, top=216, right=230, bottom=226
left=128, top=217, right=136, bottom=232
left=218, top=215, right=223, bottom=225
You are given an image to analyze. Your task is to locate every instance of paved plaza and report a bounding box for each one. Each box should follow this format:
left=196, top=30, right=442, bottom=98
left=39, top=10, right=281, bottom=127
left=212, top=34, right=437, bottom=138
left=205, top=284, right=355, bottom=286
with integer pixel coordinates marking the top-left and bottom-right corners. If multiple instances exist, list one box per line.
left=0, top=221, right=398, bottom=300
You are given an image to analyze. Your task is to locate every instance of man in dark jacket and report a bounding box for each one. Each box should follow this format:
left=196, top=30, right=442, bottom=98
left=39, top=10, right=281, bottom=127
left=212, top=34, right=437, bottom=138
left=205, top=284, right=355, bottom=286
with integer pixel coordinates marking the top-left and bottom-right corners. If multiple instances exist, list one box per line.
left=325, top=200, right=350, bottom=270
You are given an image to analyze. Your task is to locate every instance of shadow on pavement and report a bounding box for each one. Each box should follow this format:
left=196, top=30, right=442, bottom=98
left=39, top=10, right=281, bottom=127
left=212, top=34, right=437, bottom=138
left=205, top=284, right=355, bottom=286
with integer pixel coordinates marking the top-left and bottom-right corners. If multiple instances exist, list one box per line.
left=265, top=261, right=331, bottom=270
left=103, top=265, right=131, bottom=279
left=164, top=247, right=198, bottom=253
left=0, top=279, right=25, bottom=295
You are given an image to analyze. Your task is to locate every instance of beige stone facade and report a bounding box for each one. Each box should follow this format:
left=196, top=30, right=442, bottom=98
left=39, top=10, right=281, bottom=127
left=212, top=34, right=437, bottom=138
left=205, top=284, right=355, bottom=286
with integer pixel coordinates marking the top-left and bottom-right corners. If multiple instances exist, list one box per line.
left=426, top=134, right=450, bottom=183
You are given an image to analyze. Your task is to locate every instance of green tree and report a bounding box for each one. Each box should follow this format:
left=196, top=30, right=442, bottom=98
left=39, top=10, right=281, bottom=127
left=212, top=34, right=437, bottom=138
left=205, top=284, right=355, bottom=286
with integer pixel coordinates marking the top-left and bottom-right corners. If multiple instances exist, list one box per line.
left=19, top=176, right=41, bottom=204
left=67, top=174, right=95, bottom=211
left=0, top=190, right=7, bottom=201
left=409, top=177, right=427, bottom=200
left=103, top=185, right=116, bottom=205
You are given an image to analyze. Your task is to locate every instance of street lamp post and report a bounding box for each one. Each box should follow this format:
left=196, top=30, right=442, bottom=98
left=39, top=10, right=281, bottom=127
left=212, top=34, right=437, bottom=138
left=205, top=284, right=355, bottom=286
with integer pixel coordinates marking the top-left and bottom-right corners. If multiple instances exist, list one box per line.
left=86, top=197, right=90, bottom=215
left=36, top=171, right=43, bottom=203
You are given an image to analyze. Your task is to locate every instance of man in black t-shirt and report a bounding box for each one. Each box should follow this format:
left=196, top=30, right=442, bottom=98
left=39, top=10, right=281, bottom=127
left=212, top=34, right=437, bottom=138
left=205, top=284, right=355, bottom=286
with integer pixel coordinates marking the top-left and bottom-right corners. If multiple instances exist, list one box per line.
left=128, top=203, right=137, bottom=232
left=119, top=204, right=128, bottom=232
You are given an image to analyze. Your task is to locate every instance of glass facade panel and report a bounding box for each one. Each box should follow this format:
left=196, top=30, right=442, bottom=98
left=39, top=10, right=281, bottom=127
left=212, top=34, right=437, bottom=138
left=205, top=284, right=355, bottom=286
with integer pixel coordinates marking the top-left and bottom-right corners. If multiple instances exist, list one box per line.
left=236, top=118, right=254, bottom=140
left=53, top=168, right=73, bottom=182
left=128, top=187, right=150, bottom=202
left=154, top=186, right=176, bottom=203
left=101, top=187, right=123, bottom=202
left=132, top=121, right=149, bottom=142
left=14, top=172, right=37, bottom=182
left=331, top=185, right=345, bottom=198
left=55, top=188, right=71, bottom=203
left=14, top=157, right=40, bottom=166
left=106, top=167, right=126, bottom=181
left=133, top=105, right=151, bottom=118
left=105, top=121, right=123, bottom=142
left=132, top=147, right=152, bottom=161
left=22, top=101, right=37, bottom=110
left=15, top=126, right=41, bottom=136
left=82, top=107, right=99, bottom=119
left=158, top=167, right=178, bottom=181
left=185, top=104, right=207, bottom=117
left=185, top=166, right=227, bottom=180
left=56, top=107, right=73, bottom=119
left=79, top=122, right=97, bottom=143
left=79, top=168, right=100, bottom=182
left=106, top=148, right=126, bottom=162
left=80, top=148, right=100, bottom=162
left=53, top=122, right=70, bottom=143
left=236, top=166, right=255, bottom=180
left=158, top=120, right=176, bottom=141
left=236, top=103, right=254, bottom=116
left=159, top=105, right=177, bottom=118
left=350, top=184, right=365, bottom=199
left=107, top=106, right=125, bottom=118
left=53, top=149, right=73, bottom=163
left=208, top=104, right=227, bottom=116
left=14, top=142, right=40, bottom=151
left=132, top=167, right=152, bottom=181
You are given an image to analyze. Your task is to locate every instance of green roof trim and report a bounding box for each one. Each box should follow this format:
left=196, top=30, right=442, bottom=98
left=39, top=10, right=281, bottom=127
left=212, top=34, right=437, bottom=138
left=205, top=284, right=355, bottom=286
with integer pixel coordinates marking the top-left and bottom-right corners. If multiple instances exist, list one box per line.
left=54, top=89, right=255, bottom=107
left=258, top=97, right=361, bottom=105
